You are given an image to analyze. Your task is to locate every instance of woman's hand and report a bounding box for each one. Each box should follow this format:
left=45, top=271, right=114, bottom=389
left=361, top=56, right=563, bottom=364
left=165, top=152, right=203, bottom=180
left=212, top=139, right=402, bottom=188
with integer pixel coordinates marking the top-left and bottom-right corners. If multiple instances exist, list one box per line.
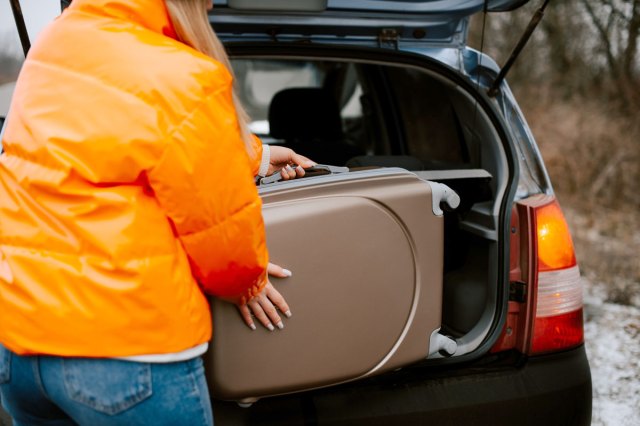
left=268, top=146, right=316, bottom=181
left=237, top=263, right=293, bottom=330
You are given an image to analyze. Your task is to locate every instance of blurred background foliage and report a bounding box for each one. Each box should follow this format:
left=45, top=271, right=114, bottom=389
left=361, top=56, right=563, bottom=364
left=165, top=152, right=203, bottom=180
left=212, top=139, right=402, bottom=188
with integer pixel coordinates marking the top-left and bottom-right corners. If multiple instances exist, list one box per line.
left=470, top=0, right=639, bottom=209
left=470, top=0, right=639, bottom=303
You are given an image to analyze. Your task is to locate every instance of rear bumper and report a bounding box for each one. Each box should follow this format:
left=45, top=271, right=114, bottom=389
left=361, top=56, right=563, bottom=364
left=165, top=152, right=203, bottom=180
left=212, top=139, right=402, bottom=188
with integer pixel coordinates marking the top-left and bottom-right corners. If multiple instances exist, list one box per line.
left=213, top=345, right=592, bottom=425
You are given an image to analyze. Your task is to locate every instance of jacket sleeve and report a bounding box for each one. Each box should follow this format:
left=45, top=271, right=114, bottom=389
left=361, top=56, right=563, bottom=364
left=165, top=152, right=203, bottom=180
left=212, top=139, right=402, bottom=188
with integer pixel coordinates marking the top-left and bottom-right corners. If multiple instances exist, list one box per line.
left=147, top=82, right=268, bottom=305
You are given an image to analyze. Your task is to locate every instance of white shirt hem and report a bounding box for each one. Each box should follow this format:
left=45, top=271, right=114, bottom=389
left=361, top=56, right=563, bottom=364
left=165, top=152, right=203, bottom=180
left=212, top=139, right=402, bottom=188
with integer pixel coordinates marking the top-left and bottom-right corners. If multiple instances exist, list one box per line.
left=115, top=342, right=209, bottom=363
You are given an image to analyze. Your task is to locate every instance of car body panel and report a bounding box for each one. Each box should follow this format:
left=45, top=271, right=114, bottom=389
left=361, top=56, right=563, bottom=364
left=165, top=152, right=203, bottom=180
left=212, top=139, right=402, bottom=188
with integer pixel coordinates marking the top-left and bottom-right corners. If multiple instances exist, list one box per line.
left=211, top=0, right=530, bottom=46
left=215, top=0, right=530, bottom=14
left=212, top=346, right=592, bottom=425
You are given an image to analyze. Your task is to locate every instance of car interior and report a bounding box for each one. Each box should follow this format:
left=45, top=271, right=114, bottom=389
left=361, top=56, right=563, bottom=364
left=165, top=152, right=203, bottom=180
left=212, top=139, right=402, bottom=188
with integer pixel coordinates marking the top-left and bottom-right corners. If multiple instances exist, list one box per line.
left=233, top=56, right=507, bottom=340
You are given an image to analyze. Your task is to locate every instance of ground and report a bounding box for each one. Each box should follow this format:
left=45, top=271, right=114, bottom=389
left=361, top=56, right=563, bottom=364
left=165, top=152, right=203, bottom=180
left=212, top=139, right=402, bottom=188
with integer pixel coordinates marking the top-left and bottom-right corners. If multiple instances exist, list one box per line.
left=565, top=205, right=640, bottom=426
left=585, top=287, right=640, bottom=425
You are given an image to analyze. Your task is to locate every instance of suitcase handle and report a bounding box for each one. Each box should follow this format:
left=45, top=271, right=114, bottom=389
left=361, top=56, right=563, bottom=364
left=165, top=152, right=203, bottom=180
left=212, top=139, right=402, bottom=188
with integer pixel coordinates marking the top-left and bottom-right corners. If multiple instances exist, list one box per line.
left=258, top=164, right=349, bottom=186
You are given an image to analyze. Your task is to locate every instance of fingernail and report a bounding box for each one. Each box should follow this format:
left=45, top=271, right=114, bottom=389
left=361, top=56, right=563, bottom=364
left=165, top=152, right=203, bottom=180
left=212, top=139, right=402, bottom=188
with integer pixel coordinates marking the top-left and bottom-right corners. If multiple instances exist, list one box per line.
left=284, top=310, right=292, bottom=318
left=267, top=323, right=275, bottom=331
left=282, top=269, right=292, bottom=277
left=249, top=323, right=256, bottom=331
left=276, top=321, right=284, bottom=330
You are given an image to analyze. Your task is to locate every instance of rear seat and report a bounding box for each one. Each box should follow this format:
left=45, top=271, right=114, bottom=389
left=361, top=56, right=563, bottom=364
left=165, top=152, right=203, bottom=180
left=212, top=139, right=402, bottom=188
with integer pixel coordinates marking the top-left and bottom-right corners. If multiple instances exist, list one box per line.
left=268, top=87, right=363, bottom=166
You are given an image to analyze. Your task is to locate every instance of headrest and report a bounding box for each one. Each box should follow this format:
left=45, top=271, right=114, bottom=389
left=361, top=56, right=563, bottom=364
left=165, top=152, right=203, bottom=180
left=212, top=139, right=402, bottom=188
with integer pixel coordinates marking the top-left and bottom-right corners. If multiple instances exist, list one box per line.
left=268, top=88, right=343, bottom=141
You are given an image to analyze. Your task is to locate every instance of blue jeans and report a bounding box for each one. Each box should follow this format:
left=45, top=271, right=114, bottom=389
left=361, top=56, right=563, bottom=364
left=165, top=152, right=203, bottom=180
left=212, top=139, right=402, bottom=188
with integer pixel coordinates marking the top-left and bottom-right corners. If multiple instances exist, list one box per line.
left=0, top=344, right=213, bottom=426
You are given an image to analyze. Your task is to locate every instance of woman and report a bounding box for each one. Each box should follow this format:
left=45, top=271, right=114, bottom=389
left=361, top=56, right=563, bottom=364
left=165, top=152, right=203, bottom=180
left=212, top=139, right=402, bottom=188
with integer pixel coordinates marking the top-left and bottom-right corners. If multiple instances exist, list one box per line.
left=0, top=0, right=313, bottom=424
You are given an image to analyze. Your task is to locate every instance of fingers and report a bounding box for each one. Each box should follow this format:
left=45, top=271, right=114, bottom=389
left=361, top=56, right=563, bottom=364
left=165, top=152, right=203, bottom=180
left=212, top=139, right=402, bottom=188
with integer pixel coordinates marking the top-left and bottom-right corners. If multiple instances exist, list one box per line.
left=249, top=288, right=283, bottom=330
left=248, top=297, right=279, bottom=331
left=267, top=146, right=317, bottom=181
left=291, top=152, right=316, bottom=169
left=238, top=304, right=256, bottom=330
left=268, top=262, right=292, bottom=278
left=287, top=153, right=316, bottom=179
left=267, top=146, right=291, bottom=168
left=236, top=281, right=292, bottom=331
left=266, top=284, right=291, bottom=319
left=270, top=146, right=315, bottom=168
left=280, top=164, right=297, bottom=181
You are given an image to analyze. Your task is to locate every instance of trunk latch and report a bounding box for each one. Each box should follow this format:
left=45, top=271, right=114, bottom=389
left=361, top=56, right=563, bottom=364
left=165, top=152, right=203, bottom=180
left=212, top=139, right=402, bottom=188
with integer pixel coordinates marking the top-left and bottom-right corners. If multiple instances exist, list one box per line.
left=509, top=280, right=527, bottom=303
left=378, top=29, right=399, bottom=50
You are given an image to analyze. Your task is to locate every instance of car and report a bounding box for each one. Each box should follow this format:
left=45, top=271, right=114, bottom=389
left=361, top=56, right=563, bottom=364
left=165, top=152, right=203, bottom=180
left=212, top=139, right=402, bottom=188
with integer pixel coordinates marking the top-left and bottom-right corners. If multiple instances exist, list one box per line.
left=2, top=1, right=592, bottom=425
left=203, top=1, right=592, bottom=424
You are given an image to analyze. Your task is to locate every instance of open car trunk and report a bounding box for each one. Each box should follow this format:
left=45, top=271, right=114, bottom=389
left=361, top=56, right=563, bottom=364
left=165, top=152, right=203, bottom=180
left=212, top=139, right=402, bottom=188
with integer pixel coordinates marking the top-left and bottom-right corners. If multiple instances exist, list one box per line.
left=204, top=47, right=513, bottom=403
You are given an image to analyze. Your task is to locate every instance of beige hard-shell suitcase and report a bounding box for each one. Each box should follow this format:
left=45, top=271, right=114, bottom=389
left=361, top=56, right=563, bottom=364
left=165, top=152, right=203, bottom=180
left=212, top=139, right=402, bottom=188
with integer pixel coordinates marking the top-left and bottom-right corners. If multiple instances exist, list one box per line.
left=206, top=167, right=459, bottom=403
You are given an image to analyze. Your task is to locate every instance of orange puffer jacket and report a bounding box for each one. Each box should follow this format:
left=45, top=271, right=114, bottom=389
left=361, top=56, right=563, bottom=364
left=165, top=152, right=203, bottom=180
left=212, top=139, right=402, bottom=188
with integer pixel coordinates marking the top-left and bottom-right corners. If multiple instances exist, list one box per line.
left=0, top=0, right=268, bottom=357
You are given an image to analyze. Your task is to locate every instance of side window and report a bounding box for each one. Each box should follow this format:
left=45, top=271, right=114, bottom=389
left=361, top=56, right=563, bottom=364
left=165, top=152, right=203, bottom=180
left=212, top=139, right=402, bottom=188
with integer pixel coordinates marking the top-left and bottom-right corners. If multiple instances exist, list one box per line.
left=504, top=100, right=550, bottom=198
left=231, top=60, right=324, bottom=140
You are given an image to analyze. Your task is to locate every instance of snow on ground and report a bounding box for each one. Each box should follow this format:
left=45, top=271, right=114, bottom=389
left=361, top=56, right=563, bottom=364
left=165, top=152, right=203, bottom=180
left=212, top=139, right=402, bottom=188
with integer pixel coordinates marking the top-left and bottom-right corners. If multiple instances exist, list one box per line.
left=584, top=280, right=640, bottom=426
left=563, top=204, right=640, bottom=425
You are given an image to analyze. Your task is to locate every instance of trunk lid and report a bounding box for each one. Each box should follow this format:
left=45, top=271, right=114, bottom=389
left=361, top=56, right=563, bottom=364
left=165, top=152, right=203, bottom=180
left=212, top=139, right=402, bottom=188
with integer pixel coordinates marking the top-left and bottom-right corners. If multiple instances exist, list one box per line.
left=216, top=0, right=529, bottom=14
left=211, top=0, right=530, bottom=46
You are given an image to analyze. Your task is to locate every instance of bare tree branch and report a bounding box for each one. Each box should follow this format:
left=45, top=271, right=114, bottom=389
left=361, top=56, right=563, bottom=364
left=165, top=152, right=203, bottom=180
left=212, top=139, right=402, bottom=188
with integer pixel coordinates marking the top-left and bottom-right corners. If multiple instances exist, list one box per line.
left=582, top=0, right=621, bottom=75
left=623, top=0, right=640, bottom=78
left=581, top=0, right=640, bottom=107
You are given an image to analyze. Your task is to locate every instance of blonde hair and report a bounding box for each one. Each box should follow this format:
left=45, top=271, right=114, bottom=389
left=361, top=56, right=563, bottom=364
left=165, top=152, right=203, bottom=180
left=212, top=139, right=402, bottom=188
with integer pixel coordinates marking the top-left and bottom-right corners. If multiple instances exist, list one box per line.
left=164, top=0, right=254, bottom=155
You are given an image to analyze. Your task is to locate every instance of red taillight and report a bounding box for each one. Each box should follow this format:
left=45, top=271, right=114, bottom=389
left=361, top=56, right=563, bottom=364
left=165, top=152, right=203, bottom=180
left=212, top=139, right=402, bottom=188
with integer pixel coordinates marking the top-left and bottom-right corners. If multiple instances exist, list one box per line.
left=536, top=202, right=577, bottom=272
left=491, top=196, right=585, bottom=355
left=531, top=308, right=584, bottom=353
left=529, top=199, right=584, bottom=355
